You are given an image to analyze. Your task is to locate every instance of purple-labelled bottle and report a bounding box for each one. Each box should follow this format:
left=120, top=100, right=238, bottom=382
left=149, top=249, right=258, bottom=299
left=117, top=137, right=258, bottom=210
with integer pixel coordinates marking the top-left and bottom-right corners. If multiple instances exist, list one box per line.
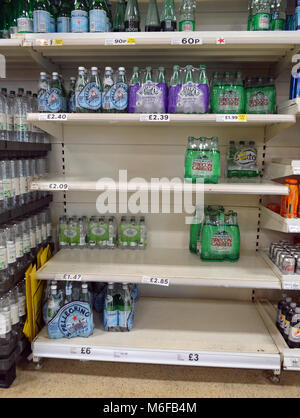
left=157, top=66, right=168, bottom=113
left=128, top=66, right=141, bottom=113
left=168, top=64, right=181, bottom=113
left=196, top=64, right=209, bottom=114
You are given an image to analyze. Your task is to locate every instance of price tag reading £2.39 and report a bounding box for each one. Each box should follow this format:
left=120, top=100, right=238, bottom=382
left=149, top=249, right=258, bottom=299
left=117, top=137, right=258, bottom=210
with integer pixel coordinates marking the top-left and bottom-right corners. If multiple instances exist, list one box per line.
left=142, top=276, right=170, bottom=286
left=140, top=114, right=170, bottom=122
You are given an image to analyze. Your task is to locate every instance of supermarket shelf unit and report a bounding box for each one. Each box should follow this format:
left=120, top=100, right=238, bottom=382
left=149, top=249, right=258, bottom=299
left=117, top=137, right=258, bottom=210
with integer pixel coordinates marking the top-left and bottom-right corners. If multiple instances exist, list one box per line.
left=1, top=29, right=300, bottom=378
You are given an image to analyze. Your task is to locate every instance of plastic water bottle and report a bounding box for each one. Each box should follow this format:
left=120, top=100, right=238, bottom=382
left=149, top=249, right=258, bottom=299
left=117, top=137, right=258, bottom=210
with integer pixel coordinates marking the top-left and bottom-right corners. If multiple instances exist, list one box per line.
left=9, top=159, right=18, bottom=208
left=20, top=218, right=31, bottom=264
left=7, top=91, right=15, bottom=142
left=5, top=225, right=17, bottom=277
left=0, top=294, right=12, bottom=346
left=104, top=282, right=118, bottom=331
left=1, top=160, right=13, bottom=210
left=118, top=283, right=133, bottom=331
left=38, top=72, right=49, bottom=112
left=139, top=216, right=147, bottom=249
left=14, top=88, right=29, bottom=142
left=0, top=87, right=8, bottom=141
left=8, top=287, right=20, bottom=339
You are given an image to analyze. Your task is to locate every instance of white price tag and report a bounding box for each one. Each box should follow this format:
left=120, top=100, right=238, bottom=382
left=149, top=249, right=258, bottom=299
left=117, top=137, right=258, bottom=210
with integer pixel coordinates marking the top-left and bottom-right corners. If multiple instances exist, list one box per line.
left=39, top=113, right=68, bottom=121
left=216, top=114, right=247, bottom=122
left=70, top=346, right=92, bottom=356
left=289, top=225, right=300, bottom=233
left=177, top=352, right=201, bottom=363
left=48, top=183, right=69, bottom=191
left=105, top=37, right=136, bottom=46
left=62, top=273, right=82, bottom=281
left=36, top=39, right=64, bottom=46
left=140, top=114, right=170, bottom=122
left=114, top=351, right=129, bottom=359
left=171, top=36, right=202, bottom=45
left=31, top=183, right=39, bottom=190
left=142, top=276, right=170, bottom=286
left=283, top=281, right=300, bottom=290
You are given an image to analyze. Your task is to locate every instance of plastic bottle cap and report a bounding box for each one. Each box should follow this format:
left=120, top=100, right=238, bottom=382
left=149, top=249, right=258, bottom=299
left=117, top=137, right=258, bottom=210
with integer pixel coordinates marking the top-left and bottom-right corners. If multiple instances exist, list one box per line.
left=40, top=72, right=47, bottom=76
left=52, top=72, right=58, bottom=76
left=105, top=67, right=112, bottom=71
left=118, top=67, right=125, bottom=71
left=91, top=67, right=98, bottom=71
left=78, top=67, right=85, bottom=71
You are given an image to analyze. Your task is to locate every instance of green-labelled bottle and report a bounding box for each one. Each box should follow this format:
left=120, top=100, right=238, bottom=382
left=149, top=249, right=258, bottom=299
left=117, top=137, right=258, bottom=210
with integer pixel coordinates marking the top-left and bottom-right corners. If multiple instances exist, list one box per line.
left=179, top=0, right=195, bottom=31
left=17, top=0, right=34, bottom=33
left=145, top=0, right=160, bottom=32
left=189, top=206, right=202, bottom=254
left=161, top=0, right=177, bottom=31
left=270, top=0, right=286, bottom=31
left=124, top=0, right=140, bottom=32
left=252, top=0, right=270, bottom=31
left=184, top=136, right=197, bottom=180
left=113, top=0, right=126, bottom=32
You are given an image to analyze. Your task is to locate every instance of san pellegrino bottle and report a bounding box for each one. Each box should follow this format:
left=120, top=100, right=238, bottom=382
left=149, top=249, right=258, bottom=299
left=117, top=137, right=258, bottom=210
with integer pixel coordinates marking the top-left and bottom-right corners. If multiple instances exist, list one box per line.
left=118, top=283, right=133, bottom=331
left=111, top=67, right=128, bottom=112
left=145, top=0, right=160, bottom=31
left=0, top=294, right=12, bottom=346
left=124, top=0, right=140, bottom=32
left=47, top=285, right=60, bottom=322
left=68, top=77, right=77, bottom=112
left=161, top=0, right=177, bottom=31
left=113, top=0, right=126, bottom=32
left=89, top=0, right=110, bottom=32
left=57, top=0, right=71, bottom=32
left=33, top=0, right=51, bottom=33
left=18, top=0, right=34, bottom=33
left=252, top=0, right=271, bottom=31
left=9, top=0, right=18, bottom=36
left=104, top=282, right=118, bottom=331
left=71, top=0, right=88, bottom=33
left=75, top=67, right=88, bottom=112
left=179, top=0, right=195, bottom=31
left=270, top=0, right=286, bottom=31
left=64, top=282, right=73, bottom=304
left=102, top=67, right=114, bottom=112
left=48, top=72, right=65, bottom=113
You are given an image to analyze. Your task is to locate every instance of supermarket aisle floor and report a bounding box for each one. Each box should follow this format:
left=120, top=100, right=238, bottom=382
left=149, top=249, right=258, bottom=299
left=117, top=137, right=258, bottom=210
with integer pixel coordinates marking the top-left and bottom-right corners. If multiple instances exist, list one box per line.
left=1, top=357, right=300, bottom=398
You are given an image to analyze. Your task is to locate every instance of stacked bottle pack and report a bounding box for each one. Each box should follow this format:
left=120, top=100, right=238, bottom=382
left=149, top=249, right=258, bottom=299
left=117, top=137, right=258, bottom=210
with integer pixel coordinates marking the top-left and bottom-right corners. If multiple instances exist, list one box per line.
left=39, top=66, right=277, bottom=115
left=247, top=0, right=291, bottom=31
left=0, top=207, right=52, bottom=293
left=43, top=280, right=138, bottom=338
left=0, top=157, right=49, bottom=214
left=276, top=293, right=300, bottom=348
left=269, top=240, right=300, bottom=275
left=58, top=215, right=147, bottom=250
left=189, top=206, right=241, bottom=262
left=0, top=0, right=196, bottom=37
left=226, top=140, right=260, bottom=179
left=0, top=88, right=49, bottom=144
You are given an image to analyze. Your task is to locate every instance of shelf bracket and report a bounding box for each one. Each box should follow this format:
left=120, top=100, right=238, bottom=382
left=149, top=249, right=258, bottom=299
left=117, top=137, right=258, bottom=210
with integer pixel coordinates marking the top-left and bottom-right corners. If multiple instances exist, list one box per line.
left=27, top=47, right=60, bottom=73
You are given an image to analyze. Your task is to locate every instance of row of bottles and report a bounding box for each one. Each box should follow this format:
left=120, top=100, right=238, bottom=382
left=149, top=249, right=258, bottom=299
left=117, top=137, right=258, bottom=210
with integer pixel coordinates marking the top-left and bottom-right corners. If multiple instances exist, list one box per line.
left=0, top=206, right=52, bottom=293
left=277, top=293, right=300, bottom=348
left=0, top=280, right=26, bottom=346
left=0, top=0, right=197, bottom=36
left=247, top=0, right=287, bottom=31
left=0, top=157, right=48, bottom=213
left=0, top=88, right=50, bottom=143
left=227, top=140, right=259, bottom=178
left=58, top=215, right=147, bottom=250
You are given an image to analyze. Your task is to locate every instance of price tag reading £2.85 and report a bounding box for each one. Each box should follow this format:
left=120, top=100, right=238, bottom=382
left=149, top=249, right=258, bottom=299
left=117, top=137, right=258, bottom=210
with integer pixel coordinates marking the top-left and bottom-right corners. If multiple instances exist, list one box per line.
left=142, top=276, right=170, bottom=286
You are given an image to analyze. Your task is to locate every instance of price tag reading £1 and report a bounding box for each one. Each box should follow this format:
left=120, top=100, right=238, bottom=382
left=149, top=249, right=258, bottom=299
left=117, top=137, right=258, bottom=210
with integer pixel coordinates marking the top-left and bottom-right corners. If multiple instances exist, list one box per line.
left=142, top=276, right=170, bottom=286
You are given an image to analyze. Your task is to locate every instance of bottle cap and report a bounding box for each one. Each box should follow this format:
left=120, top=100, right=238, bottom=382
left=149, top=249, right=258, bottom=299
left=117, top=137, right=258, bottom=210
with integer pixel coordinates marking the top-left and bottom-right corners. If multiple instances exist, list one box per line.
left=52, top=72, right=58, bottom=76
left=78, top=67, right=85, bottom=71
left=118, top=67, right=125, bottom=71
left=91, top=67, right=98, bottom=71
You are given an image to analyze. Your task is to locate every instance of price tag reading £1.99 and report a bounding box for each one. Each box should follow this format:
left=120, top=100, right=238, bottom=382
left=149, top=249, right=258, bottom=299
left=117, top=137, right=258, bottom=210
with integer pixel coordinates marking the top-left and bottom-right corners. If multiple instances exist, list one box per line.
left=216, top=114, right=247, bottom=122
left=142, top=276, right=170, bottom=286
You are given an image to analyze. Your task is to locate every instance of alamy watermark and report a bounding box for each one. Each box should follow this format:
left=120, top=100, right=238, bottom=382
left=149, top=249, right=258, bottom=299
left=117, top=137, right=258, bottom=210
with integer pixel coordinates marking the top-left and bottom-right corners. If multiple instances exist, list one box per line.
left=95, top=170, right=204, bottom=224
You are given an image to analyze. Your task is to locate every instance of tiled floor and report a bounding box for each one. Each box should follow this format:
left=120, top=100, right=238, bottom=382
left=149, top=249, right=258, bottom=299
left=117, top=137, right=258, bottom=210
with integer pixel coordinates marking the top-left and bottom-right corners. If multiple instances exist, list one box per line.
left=1, top=357, right=300, bottom=398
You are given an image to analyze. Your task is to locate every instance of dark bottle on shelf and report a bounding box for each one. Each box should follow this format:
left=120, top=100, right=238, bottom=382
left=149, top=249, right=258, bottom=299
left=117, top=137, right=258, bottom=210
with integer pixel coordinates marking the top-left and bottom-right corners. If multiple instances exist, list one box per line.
left=145, top=0, right=160, bottom=32
left=113, top=0, right=126, bottom=32
left=161, top=0, right=177, bottom=31
left=124, top=0, right=140, bottom=32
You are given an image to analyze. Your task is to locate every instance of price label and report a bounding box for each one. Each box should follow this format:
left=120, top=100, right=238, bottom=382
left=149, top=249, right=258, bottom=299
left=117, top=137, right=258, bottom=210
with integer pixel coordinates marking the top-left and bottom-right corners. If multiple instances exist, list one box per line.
left=216, top=114, right=247, bottom=122
left=39, top=113, right=68, bottom=121
left=283, top=281, right=300, bottom=290
left=142, top=276, right=170, bottom=286
left=70, top=346, right=92, bottom=356
left=114, top=351, right=129, bottom=359
left=53, top=39, right=63, bottom=46
left=105, top=38, right=136, bottom=45
left=31, top=183, right=39, bottom=190
left=48, top=183, right=69, bottom=191
left=177, top=352, right=201, bottom=363
left=140, top=114, right=170, bottom=122
left=36, top=39, right=63, bottom=46
left=171, top=36, right=202, bottom=45
left=289, top=225, right=300, bottom=233
left=62, top=273, right=82, bottom=281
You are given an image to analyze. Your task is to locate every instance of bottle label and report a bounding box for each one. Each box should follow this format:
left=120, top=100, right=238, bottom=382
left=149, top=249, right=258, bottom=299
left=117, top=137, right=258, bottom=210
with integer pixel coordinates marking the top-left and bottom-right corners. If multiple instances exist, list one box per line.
left=289, top=325, right=300, bottom=342
left=179, top=20, right=195, bottom=31
left=136, top=81, right=166, bottom=113
left=3, top=178, right=12, bottom=198
left=191, top=156, right=213, bottom=177
left=38, top=90, right=48, bottom=112
left=78, top=82, right=102, bottom=111
left=7, top=115, right=14, bottom=131
left=201, top=224, right=240, bottom=261
left=44, top=88, right=63, bottom=113
left=111, top=82, right=128, bottom=111
left=0, top=312, right=11, bottom=335
left=10, top=303, right=19, bottom=325
left=234, top=149, right=257, bottom=167
left=57, top=16, right=71, bottom=33
left=16, top=238, right=23, bottom=259
left=102, top=87, right=114, bottom=110
left=252, top=13, right=270, bottom=30
left=18, top=296, right=26, bottom=317
left=0, top=247, right=7, bottom=270
left=176, top=83, right=209, bottom=114
left=284, top=319, right=291, bottom=335
left=210, top=231, right=233, bottom=254
left=33, top=10, right=51, bottom=33
left=104, top=305, right=118, bottom=329
left=19, top=177, right=27, bottom=194
left=23, top=234, right=30, bottom=253
left=71, top=10, right=88, bottom=32
left=88, top=223, right=108, bottom=244
left=0, top=112, right=7, bottom=130
left=13, top=177, right=20, bottom=196
left=14, top=116, right=28, bottom=132
left=7, top=241, right=16, bottom=264
left=17, top=17, right=33, bottom=33
left=89, top=9, right=107, bottom=32
left=118, top=309, right=133, bottom=330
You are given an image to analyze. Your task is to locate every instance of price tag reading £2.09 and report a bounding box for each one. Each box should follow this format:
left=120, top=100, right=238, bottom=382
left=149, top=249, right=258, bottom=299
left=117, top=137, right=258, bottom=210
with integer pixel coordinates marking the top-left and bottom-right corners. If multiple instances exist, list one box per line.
left=48, top=183, right=69, bottom=191
left=142, top=276, right=170, bottom=286
left=140, top=114, right=170, bottom=122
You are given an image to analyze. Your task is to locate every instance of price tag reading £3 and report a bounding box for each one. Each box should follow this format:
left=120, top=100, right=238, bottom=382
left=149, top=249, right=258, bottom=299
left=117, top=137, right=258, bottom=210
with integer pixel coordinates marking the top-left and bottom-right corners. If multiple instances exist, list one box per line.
left=142, top=276, right=170, bottom=286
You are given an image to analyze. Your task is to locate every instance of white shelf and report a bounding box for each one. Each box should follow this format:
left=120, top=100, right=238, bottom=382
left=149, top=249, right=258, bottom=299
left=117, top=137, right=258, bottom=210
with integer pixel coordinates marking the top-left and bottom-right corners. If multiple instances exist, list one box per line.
left=264, top=159, right=300, bottom=179
left=27, top=113, right=296, bottom=143
left=35, top=248, right=281, bottom=289
left=260, top=206, right=300, bottom=234
left=259, top=250, right=300, bottom=290
left=32, top=297, right=281, bottom=371
left=30, top=175, right=289, bottom=196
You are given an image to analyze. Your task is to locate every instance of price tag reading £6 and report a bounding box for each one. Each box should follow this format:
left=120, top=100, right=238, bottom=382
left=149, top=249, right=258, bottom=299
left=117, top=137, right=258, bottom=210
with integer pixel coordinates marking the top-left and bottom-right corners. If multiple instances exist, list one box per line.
left=142, top=276, right=170, bottom=286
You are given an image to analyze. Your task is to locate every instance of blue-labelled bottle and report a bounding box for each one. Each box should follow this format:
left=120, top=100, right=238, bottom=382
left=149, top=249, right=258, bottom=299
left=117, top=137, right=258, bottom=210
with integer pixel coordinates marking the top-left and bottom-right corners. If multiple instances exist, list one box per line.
left=102, top=66, right=114, bottom=113
left=33, top=0, right=51, bottom=33
left=75, top=66, right=89, bottom=113
left=57, top=0, right=71, bottom=32
left=71, top=0, right=89, bottom=33
left=77, top=66, right=102, bottom=112
left=290, top=68, right=300, bottom=99
left=89, top=0, right=109, bottom=32
left=111, top=67, right=128, bottom=112
left=45, top=72, right=64, bottom=113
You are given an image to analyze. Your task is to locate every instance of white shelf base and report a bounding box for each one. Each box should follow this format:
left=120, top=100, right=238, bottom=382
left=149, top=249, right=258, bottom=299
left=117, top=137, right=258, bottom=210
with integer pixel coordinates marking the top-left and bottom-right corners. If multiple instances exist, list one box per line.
left=264, top=159, right=300, bottom=179
left=260, top=206, right=300, bottom=233
left=32, top=297, right=281, bottom=371
left=36, top=248, right=281, bottom=289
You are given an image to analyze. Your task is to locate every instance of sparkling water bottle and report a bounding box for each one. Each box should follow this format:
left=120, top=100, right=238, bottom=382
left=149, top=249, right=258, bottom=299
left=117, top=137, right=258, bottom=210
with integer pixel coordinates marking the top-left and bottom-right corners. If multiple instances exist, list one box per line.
left=0, top=294, right=12, bottom=346
left=7, top=91, right=15, bottom=142
left=0, top=229, right=9, bottom=291
left=0, top=87, right=8, bottom=141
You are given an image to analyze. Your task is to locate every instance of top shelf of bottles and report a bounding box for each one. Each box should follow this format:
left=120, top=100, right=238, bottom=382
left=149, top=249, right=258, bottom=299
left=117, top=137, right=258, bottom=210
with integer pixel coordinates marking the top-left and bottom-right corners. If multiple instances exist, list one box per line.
left=2, top=31, right=300, bottom=72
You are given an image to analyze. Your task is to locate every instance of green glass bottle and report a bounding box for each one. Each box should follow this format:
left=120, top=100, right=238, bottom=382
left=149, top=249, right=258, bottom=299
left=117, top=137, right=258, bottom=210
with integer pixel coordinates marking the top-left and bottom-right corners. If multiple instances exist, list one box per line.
left=124, top=0, right=140, bottom=32
left=2, top=0, right=10, bottom=38
left=179, top=0, right=195, bottom=31
left=17, top=0, right=34, bottom=33
left=113, top=0, right=126, bottom=32
left=189, top=206, right=202, bottom=254
left=161, top=0, right=177, bottom=31
left=145, top=0, right=160, bottom=32
left=9, top=0, right=20, bottom=35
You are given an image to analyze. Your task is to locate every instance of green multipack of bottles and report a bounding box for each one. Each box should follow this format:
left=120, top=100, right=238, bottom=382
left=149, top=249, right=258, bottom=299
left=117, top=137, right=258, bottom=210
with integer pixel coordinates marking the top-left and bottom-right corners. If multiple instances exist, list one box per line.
left=184, top=136, right=220, bottom=184
left=244, top=76, right=276, bottom=114
left=189, top=206, right=240, bottom=262
left=227, top=140, right=260, bottom=178
left=210, top=71, right=245, bottom=114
